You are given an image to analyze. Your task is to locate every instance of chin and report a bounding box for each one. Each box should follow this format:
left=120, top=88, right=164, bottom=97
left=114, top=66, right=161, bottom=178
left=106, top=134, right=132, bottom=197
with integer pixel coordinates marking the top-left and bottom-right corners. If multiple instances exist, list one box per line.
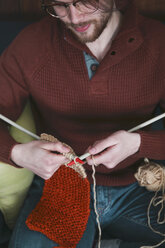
left=71, top=29, right=99, bottom=44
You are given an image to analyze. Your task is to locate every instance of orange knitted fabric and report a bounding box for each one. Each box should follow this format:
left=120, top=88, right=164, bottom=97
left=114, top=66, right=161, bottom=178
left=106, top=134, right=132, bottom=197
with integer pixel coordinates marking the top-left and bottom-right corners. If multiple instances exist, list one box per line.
left=26, top=165, right=90, bottom=248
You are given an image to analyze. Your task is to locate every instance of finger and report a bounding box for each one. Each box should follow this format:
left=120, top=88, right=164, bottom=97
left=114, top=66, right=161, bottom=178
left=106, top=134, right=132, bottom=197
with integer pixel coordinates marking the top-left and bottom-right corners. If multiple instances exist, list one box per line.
left=41, top=141, right=70, bottom=154
left=87, top=146, right=117, bottom=166
left=88, top=136, right=117, bottom=155
left=47, top=153, right=70, bottom=165
left=39, top=154, right=69, bottom=179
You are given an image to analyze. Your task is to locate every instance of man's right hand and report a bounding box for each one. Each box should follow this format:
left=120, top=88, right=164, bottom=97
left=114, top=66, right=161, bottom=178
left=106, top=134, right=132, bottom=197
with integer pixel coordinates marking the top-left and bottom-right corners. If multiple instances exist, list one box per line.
left=11, top=140, right=70, bottom=180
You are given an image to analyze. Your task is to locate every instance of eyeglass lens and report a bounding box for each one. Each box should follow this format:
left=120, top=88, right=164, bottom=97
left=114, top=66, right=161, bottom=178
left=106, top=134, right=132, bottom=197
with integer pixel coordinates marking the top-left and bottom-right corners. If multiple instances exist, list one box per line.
left=45, top=0, right=99, bottom=18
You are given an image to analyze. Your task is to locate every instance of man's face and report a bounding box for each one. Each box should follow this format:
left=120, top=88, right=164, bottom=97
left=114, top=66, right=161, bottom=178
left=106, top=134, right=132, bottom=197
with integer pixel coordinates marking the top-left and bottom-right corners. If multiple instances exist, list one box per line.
left=56, top=0, right=114, bottom=43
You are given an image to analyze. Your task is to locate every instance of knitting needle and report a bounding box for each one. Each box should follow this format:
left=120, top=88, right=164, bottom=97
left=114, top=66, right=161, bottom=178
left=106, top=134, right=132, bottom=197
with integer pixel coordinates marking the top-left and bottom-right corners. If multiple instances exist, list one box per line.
left=0, top=113, right=84, bottom=166
left=127, top=112, right=165, bottom=133
left=1, top=112, right=165, bottom=165
left=70, top=112, right=165, bottom=165
left=0, top=114, right=40, bottom=140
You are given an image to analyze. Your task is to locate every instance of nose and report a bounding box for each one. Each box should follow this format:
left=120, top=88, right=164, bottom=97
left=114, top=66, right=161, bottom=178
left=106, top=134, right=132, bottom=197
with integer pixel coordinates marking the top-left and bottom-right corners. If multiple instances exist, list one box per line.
left=68, top=5, right=84, bottom=24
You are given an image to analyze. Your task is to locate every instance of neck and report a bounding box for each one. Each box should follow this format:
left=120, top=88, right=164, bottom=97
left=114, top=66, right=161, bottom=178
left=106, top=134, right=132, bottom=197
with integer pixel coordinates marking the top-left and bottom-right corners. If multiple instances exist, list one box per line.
left=86, top=10, right=122, bottom=61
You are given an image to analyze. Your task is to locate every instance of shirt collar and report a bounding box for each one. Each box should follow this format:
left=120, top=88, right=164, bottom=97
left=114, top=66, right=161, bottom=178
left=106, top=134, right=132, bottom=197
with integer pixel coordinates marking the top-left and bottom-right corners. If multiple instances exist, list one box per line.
left=60, top=2, right=144, bottom=61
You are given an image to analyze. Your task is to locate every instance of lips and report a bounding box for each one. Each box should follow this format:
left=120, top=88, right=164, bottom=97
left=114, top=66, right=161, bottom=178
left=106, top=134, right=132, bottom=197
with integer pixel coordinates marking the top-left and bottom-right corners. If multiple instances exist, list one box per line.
left=75, top=24, right=90, bottom=33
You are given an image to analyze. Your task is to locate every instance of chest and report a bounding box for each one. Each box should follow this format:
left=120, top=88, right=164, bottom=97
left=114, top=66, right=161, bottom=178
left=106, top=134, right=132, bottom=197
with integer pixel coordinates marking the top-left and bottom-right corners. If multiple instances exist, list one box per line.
left=29, top=45, right=163, bottom=120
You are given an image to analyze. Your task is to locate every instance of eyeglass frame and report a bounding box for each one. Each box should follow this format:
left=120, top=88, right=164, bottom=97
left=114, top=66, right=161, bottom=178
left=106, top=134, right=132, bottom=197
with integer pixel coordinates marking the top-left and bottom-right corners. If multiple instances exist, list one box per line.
left=41, top=0, right=99, bottom=18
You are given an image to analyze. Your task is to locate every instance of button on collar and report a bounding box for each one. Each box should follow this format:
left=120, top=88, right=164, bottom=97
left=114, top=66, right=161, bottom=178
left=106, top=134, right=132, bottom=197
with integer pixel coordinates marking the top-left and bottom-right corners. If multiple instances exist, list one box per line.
left=90, top=64, right=98, bottom=72
left=128, top=37, right=135, bottom=43
left=111, top=51, right=116, bottom=55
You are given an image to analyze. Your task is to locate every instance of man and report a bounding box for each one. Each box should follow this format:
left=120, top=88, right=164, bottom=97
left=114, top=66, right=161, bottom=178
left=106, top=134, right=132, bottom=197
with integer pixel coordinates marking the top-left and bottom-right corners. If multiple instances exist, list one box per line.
left=0, top=0, right=165, bottom=247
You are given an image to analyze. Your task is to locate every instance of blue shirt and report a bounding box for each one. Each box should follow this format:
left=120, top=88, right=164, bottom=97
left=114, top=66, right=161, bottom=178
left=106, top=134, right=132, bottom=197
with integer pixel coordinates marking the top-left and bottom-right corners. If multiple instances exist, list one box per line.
left=83, top=51, right=99, bottom=80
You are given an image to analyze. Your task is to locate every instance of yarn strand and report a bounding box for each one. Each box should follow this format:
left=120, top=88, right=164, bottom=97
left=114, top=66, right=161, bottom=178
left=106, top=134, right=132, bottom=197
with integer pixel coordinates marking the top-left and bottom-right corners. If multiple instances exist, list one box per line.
left=136, top=160, right=165, bottom=248
left=92, top=156, right=102, bottom=248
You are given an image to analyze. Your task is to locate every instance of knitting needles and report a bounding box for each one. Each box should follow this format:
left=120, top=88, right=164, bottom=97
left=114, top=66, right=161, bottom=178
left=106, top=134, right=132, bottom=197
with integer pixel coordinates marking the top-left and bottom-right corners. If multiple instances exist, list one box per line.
left=68, top=112, right=165, bottom=165
left=1, top=112, right=165, bottom=165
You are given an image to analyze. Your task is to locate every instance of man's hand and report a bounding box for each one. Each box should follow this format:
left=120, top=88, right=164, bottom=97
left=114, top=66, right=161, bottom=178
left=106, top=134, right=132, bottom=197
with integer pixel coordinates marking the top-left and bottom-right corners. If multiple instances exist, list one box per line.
left=86, top=130, right=141, bottom=169
left=11, top=140, right=70, bottom=180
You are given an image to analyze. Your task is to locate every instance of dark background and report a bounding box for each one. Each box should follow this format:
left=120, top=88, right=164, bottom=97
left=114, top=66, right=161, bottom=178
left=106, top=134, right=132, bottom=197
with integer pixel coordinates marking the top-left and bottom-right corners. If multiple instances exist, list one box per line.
left=0, top=0, right=165, bottom=54
left=0, top=0, right=165, bottom=21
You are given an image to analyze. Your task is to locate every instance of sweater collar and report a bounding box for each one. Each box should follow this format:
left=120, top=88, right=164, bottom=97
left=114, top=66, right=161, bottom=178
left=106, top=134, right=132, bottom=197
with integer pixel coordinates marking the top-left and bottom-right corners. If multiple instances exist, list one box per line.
left=60, top=2, right=144, bottom=63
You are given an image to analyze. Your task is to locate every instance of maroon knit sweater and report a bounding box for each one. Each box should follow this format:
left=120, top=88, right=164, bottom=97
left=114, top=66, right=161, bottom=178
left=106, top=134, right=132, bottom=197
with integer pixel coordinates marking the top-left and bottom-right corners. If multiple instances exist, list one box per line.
left=0, top=3, right=165, bottom=186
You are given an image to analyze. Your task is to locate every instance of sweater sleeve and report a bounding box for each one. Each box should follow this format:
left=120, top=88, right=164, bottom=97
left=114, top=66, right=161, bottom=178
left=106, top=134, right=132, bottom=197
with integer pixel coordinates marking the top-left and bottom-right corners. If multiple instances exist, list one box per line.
left=135, top=35, right=165, bottom=162
left=115, top=25, right=165, bottom=171
left=137, top=130, right=165, bottom=160
left=112, top=117, right=165, bottom=173
left=0, top=44, right=29, bottom=166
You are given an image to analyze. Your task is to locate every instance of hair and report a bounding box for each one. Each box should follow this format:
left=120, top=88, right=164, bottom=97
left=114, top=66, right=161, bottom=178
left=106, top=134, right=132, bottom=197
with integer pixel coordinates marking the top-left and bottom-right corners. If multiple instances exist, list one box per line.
left=88, top=0, right=133, bottom=13
left=42, top=0, right=134, bottom=14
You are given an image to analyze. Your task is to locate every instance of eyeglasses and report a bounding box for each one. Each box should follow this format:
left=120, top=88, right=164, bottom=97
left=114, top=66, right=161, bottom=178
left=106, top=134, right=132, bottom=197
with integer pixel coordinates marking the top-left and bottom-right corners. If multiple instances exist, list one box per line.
left=42, top=0, right=99, bottom=18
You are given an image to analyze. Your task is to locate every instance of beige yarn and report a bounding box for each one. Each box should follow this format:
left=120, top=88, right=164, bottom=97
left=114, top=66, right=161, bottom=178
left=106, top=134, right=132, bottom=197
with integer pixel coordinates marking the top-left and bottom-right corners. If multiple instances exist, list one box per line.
left=135, top=159, right=165, bottom=192
left=135, top=159, right=165, bottom=248
left=40, top=133, right=87, bottom=179
left=91, top=156, right=102, bottom=248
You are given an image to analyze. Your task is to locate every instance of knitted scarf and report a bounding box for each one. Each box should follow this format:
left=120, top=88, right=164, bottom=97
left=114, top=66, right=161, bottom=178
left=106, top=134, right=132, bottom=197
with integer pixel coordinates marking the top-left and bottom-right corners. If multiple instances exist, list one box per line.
left=26, top=166, right=90, bottom=248
left=26, top=135, right=90, bottom=248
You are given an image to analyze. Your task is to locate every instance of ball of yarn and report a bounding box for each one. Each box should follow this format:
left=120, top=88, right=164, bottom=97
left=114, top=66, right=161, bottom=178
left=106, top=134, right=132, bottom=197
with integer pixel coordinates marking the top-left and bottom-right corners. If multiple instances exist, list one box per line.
left=135, top=161, right=165, bottom=191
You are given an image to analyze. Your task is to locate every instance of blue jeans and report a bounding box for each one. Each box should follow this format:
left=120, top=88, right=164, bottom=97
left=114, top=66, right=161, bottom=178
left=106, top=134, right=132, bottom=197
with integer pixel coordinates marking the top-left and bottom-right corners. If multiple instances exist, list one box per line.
left=9, top=175, right=165, bottom=248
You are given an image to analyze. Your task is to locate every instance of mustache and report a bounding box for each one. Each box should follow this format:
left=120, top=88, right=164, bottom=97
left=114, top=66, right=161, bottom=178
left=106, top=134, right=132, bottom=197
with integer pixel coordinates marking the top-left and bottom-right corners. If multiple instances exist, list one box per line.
left=66, top=20, right=96, bottom=29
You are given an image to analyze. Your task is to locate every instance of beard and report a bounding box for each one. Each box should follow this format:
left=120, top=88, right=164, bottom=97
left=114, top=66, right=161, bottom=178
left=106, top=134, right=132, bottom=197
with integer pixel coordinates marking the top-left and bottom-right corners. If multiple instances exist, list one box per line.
left=64, top=12, right=111, bottom=44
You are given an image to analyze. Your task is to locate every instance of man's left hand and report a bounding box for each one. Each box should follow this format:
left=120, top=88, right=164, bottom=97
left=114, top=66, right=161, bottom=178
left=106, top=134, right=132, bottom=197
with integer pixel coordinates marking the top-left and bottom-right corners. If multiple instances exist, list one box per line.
left=86, top=130, right=141, bottom=169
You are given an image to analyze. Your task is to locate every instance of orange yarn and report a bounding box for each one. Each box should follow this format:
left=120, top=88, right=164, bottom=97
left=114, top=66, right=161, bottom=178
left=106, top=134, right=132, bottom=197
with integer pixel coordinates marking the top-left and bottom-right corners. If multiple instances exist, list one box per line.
left=26, top=165, right=90, bottom=248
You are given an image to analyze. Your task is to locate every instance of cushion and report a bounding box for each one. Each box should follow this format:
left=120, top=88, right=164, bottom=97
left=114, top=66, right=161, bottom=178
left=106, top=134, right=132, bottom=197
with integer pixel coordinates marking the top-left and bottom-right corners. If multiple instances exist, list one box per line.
left=0, top=102, right=35, bottom=228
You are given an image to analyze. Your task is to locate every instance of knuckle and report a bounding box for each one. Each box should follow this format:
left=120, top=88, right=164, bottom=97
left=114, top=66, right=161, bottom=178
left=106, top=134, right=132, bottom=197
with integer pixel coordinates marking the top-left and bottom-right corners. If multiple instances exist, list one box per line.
left=107, top=162, right=116, bottom=168
left=45, top=168, right=55, bottom=178
left=44, top=174, right=51, bottom=180
left=117, top=130, right=126, bottom=135
left=55, top=142, right=68, bottom=152
left=54, top=141, right=62, bottom=148
left=112, top=130, right=126, bottom=140
left=45, top=166, right=52, bottom=174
